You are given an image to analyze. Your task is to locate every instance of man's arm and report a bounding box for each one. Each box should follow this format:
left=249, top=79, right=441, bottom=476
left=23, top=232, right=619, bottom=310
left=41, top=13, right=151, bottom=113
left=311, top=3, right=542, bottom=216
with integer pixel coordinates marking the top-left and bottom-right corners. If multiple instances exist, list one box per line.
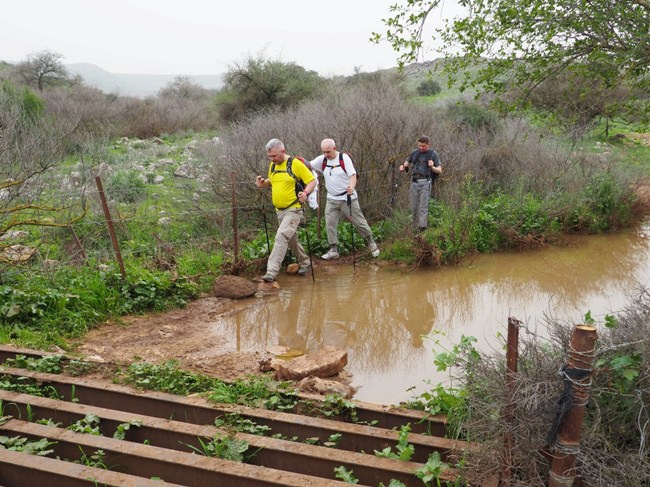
left=428, top=151, right=442, bottom=175
left=347, top=174, right=357, bottom=194
left=298, top=179, right=317, bottom=203
left=400, top=152, right=412, bottom=172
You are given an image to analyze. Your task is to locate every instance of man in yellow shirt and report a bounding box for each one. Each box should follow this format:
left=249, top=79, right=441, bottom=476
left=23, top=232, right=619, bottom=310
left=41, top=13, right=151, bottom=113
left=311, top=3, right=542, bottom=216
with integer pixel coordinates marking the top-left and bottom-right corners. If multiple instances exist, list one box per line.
left=255, top=139, right=316, bottom=282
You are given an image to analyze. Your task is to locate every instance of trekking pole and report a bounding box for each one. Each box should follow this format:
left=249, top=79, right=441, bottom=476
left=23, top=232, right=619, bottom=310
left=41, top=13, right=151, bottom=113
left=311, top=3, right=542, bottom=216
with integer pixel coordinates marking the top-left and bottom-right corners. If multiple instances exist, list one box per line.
left=347, top=194, right=356, bottom=271
left=260, top=194, right=271, bottom=257
left=302, top=203, right=316, bottom=283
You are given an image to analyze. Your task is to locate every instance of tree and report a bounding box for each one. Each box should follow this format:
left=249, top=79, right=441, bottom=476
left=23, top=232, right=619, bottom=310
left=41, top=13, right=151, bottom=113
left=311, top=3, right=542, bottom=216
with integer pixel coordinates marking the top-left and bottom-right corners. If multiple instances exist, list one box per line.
left=372, top=0, right=650, bottom=120
left=416, top=78, right=441, bottom=96
left=16, top=50, right=73, bottom=91
left=0, top=81, right=84, bottom=265
left=215, top=55, right=324, bottom=122
left=157, top=76, right=212, bottom=101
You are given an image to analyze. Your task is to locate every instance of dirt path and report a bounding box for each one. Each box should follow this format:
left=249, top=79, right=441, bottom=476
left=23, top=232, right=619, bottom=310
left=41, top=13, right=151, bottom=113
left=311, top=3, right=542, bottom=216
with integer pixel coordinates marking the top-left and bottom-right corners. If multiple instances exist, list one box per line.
left=71, top=296, right=268, bottom=381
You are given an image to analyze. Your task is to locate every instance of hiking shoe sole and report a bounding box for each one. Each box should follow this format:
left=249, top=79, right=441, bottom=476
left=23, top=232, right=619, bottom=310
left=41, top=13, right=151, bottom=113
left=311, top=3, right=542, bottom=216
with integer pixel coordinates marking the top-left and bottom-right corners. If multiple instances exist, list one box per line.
left=321, top=251, right=340, bottom=260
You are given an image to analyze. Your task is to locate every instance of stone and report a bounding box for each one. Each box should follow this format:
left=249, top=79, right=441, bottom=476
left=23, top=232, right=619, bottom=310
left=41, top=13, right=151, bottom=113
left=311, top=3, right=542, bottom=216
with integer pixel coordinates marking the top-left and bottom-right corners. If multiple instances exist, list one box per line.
left=286, top=263, right=300, bottom=274
left=1, top=244, right=37, bottom=262
left=257, top=280, right=281, bottom=292
left=297, top=377, right=355, bottom=399
left=213, top=275, right=257, bottom=299
left=174, top=164, right=194, bottom=179
left=0, top=230, right=28, bottom=241
left=272, top=347, right=348, bottom=381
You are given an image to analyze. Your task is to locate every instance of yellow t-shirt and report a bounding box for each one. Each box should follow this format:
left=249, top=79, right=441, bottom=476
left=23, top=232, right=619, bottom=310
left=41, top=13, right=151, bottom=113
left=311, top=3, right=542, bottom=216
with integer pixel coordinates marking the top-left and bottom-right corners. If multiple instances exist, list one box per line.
left=268, top=157, right=315, bottom=209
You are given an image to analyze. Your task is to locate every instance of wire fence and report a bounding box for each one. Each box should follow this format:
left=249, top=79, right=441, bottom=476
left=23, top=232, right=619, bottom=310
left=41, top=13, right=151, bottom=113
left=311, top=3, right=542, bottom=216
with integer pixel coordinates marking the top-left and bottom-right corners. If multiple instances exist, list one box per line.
left=2, top=165, right=416, bottom=279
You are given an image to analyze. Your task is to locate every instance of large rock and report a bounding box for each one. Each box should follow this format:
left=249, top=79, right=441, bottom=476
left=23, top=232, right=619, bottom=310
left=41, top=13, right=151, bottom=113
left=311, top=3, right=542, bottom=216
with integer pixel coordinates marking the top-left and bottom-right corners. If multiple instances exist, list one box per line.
left=1, top=245, right=36, bottom=262
left=273, top=347, right=347, bottom=381
left=213, top=275, right=257, bottom=299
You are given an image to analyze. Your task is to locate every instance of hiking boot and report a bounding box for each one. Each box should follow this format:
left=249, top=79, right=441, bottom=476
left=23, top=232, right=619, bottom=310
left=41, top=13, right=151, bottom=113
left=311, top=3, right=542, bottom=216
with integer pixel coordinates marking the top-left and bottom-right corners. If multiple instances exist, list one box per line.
left=368, top=241, right=380, bottom=258
left=262, top=273, right=275, bottom=282
left=297, top=264, right=311, bottom=276
left=321, top=249, right=340, bottom=260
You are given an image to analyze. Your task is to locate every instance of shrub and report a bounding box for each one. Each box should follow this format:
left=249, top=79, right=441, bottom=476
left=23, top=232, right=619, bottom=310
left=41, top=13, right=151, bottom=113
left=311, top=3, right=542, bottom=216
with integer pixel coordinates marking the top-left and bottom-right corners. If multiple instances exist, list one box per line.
left=416, top=78, right=442, bottom=97
left=203, top=73, right=435, bottom=221
left=437, top=291, right=650, bottom=485
left=445, top=101, right=501, bottom=135
left=215, top=54, right=325, bottom=123
left=104, top=170, right=147, bottom=203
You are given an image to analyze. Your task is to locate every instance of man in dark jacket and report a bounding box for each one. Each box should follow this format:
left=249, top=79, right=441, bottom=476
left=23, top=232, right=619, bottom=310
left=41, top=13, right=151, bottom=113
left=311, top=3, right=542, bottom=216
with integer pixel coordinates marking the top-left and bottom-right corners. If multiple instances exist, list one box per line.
left=399, top=135, right=442, bottom=231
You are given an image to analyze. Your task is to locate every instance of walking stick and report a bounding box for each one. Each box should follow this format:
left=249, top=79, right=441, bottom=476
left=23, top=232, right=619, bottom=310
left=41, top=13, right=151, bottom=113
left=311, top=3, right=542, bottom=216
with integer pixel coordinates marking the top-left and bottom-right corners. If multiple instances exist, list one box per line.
left=302, top=203, right=316, bottom=283
left=347, top=194, right=356, bottom=271
left=260, top=195, right=271, bottom=257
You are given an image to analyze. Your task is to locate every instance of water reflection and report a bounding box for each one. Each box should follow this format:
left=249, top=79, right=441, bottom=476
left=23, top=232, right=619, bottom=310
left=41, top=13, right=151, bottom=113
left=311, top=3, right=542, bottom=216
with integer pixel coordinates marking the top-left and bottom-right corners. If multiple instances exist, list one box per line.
left=212, top=226, right=650, bottom=405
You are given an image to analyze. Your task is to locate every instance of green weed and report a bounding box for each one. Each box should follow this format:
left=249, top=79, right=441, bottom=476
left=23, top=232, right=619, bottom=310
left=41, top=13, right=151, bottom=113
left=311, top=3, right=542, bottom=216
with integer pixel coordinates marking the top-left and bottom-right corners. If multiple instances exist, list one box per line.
left=333, top=465, right=359, bottom=483
left=374, top=424, right=415, bottom=461
left=113, top=420, right=142, bottom=440
left=121, top=360, right=213, bottom=395
left=0, top=435, right=56, bottom=456
left=77, top=447, right=108, bottom=469
left=69, top=414, right=101, bottom=435
left=214, top=413, right=272, bottom=436
left=415, top=452, right=452, bottom=487
left=184, top=433, right=249, bottom=462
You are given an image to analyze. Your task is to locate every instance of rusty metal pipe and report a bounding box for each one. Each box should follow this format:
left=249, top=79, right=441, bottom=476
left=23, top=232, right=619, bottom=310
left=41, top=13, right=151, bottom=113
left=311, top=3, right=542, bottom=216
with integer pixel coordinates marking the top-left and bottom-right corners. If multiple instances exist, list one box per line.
left=502, top=316, right=521, bottom=485
left=548, top=324, right=598, bottom=487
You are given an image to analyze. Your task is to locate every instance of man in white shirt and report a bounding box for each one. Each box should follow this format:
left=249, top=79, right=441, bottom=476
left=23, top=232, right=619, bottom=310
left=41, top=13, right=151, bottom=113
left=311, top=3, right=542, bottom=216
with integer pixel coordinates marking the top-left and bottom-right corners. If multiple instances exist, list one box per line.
left=309, top=138, right=379, bottom=260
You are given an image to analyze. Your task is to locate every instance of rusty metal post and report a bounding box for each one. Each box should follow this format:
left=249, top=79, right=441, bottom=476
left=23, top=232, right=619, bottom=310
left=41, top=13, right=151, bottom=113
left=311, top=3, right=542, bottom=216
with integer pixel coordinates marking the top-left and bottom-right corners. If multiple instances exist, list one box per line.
left=231, top=172, right=239, bottom=266
left=502, top=316, right=521, bottom=485
left=95, top=176, right=126, bottom=279
left=548, top=324, right=598, bottom=487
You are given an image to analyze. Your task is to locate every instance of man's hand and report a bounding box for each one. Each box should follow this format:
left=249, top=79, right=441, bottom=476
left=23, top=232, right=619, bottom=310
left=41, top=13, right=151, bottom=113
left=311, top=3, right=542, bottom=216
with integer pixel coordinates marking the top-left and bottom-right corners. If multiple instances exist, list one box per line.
left=255, top=175, right=266, bottom=188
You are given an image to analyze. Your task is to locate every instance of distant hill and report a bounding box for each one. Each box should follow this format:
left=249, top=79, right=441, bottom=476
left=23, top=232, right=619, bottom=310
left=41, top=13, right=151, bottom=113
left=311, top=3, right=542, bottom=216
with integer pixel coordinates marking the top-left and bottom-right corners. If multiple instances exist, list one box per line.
left=66, top=63, right=223, bottom=97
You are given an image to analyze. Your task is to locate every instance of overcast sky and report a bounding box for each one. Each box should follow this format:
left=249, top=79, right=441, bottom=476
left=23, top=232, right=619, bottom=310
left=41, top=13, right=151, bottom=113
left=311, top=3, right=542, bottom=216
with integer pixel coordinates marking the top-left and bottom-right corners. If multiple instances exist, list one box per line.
left=1, top=0, right=458, bottom=76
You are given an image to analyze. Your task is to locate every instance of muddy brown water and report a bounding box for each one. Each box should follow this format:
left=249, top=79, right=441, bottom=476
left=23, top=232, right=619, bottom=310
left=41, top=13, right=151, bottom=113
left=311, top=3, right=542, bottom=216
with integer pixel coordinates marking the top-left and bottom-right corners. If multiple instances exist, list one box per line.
left=208, top=222, right=650, bottom=405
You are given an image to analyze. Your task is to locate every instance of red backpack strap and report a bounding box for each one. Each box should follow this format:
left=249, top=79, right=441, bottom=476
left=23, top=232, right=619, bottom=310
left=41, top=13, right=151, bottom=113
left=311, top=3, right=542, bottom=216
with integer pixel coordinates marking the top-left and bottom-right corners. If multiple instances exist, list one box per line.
left=339, top=152, right=346, bottom=174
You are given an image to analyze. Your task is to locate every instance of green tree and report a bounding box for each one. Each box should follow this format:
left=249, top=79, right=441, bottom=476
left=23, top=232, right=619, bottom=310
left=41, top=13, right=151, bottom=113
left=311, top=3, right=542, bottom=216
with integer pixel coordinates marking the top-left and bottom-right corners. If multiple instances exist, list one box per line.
left=215, top=55, right=324, bottom=122
left=372, top=0, right=650, bottom=120
left=416, top=78, right=441, bottom=96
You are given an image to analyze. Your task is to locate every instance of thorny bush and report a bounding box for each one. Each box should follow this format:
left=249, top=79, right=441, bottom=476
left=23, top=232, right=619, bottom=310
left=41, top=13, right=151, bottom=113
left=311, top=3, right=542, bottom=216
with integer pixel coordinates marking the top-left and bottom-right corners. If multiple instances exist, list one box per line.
left=434, top=289, right=650, bottom=486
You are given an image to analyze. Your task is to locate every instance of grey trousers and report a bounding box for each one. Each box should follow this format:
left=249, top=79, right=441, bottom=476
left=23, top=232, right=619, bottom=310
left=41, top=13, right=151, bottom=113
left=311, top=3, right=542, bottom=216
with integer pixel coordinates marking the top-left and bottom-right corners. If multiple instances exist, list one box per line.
left=410, top=179, right=431, bottom=228
left=325, top=198, right=373, bottom=245
left=266, top=208, right=309, bottom=278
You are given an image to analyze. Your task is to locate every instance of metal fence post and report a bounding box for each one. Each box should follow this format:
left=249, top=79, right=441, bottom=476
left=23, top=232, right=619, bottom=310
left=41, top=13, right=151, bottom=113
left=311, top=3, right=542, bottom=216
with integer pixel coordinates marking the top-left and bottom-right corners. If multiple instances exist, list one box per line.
left=231, top=172, right=239, bottom=266
left=502, top=316, right=521, bottom=485
left=548, top=324, right=598, bottom=487
left=95, top=176, right=126, bottom=279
